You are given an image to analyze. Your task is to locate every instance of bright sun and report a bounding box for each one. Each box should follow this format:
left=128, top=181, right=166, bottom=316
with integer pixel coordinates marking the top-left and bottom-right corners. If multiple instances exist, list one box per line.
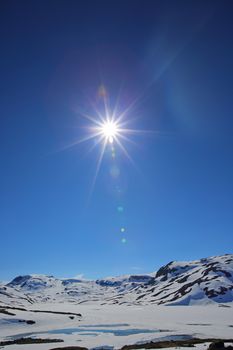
left=62, top=87, right=152, bottom=190
left=100, top=120, right=119, bottom=144
left=59, top=86, right=152, bottom=194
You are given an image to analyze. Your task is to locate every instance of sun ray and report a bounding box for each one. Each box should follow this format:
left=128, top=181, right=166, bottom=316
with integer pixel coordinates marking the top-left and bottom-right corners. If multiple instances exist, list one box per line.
left=88, top=137, right=108, bottom=200
left=115, top=92, right=143, bottom=125
left=78, top=110, right=104, bottom=127
left=114, top=137, right=136, bottom=168
left=85, top=134, right=106, bottom=155
left=89, top=101, right=107, bottom=123
left=116, top=133, right=138, bottom=147
left=112, top=82, right=125, bottom=121
left=50, top=131, right=103, bottom=156
left=118, top=128, right=156, bottom=135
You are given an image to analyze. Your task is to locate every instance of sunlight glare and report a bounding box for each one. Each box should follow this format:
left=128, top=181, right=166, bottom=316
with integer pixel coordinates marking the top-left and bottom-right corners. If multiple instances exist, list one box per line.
left=100, top=120, right=119, bottom=143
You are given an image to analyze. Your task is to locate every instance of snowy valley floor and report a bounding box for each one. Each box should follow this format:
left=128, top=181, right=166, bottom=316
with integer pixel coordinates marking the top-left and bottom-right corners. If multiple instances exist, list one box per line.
left=0, top=303, right=233, bottom=350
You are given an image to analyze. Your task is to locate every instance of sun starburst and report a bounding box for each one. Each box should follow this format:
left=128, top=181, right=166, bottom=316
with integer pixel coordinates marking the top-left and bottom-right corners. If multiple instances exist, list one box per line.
left=85, top=112, right=139, bottom=164
left=99, top=120, right=119, bottom=144
left=59, top=86, right=155, bottom=195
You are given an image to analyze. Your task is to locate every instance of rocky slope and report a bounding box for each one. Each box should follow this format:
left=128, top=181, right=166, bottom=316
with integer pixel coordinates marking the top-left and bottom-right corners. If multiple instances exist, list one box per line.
left=1, top=254, right=232, bottom=307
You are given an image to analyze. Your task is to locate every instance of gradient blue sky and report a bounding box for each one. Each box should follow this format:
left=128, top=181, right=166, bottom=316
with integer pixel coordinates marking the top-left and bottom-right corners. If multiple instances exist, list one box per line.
left=1, top=0, right=233, bottom=281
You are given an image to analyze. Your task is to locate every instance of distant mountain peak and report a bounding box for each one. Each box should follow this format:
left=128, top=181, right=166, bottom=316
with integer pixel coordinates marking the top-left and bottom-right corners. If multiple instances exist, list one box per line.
left=2, top=254, right=233, bottom=307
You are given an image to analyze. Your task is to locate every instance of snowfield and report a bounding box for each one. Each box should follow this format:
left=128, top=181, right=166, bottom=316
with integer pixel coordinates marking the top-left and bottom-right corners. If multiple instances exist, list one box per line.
left=1, top=254, right=233, bottom=349
left=0, top=303, right=233, bottom=349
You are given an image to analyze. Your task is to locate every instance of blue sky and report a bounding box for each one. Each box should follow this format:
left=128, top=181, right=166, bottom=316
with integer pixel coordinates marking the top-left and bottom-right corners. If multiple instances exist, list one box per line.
left=0, top=0, right=233, bottom=281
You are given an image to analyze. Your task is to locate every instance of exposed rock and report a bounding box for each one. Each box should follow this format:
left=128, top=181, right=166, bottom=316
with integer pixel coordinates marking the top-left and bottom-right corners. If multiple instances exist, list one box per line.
left=50, top=347, right=88, bottom=350
left=18, top=319, right=35, bottom=324
left=0, top=337, right=63, bottom=346
left=208, top=341, right=233, bottom=350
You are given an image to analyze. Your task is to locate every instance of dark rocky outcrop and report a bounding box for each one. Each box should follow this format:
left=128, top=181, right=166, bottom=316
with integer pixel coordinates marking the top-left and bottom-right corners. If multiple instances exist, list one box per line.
left=120, top=338, right=233, bottom=350
left=0, top=337, right=63, bottom=346
left=18, top=319, right=35, bottom=324
left=208, top=341, right=233, bottom=350
left=50, top=347, right=88, bottom=350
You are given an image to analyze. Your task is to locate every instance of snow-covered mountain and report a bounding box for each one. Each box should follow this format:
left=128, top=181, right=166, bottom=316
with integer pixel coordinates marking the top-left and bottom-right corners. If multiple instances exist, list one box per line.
left=1, top=254, right=232, bottom=307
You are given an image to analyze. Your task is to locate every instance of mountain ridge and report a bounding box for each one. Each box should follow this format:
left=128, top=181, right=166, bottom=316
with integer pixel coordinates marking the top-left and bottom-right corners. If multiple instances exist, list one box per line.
left=1, top=254, right=232, bottom=307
